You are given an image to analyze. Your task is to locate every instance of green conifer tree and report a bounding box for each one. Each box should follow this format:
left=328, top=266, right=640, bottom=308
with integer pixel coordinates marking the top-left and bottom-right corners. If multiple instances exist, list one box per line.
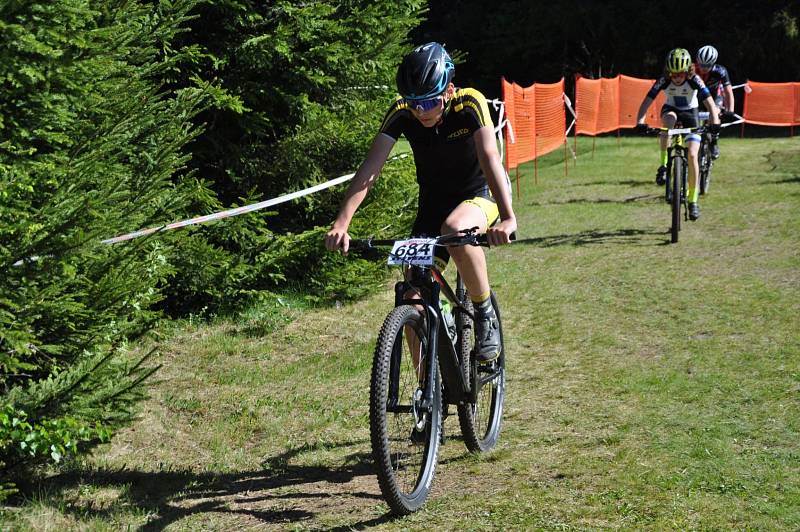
left=0, top=0, right=206, bottom=489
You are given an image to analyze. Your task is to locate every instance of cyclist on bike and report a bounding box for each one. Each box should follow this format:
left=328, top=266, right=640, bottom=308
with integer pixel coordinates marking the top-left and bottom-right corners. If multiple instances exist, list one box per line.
left=695, top=45, right=734, bottom=159
left=635, top=48, right=720, bottom=221
left=325, top=42, right=516, bottom=361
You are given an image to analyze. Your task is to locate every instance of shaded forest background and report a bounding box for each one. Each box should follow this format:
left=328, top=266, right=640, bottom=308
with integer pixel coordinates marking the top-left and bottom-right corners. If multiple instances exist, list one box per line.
left=1, top=0, right=797, bottom=497
left=416, top=0, right=800, bottom=101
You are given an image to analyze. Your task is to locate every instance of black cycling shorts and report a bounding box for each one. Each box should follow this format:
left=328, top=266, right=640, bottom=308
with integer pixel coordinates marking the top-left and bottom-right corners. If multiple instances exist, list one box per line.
left=411, top=190, right=499, bottom=266
left=660, top=105, right=699, bottom=128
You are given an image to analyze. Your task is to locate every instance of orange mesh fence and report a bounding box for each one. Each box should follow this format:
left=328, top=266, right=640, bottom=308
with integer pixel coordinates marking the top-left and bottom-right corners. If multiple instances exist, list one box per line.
left=574, top=75, right=618, bottom=134
left=502, top=77, right=566, bottom=171
left=502, top=78, right=533, bottom=171
left=575, top=74, right=664, bottom=135
left=504, top=74, right=799, bottom=176
left=743, top=81, right=800, bottom=126
left=619, top=75, right=664, bottom=127
left=534, top=80, right=568, bottom=158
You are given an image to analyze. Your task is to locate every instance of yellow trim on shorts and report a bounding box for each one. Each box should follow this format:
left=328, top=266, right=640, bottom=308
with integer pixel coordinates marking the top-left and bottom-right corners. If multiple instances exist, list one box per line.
left=463, top=196, right=500, bottom=228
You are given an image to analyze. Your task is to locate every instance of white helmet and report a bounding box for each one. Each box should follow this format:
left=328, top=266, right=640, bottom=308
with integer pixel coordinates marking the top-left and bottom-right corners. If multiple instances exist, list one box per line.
left=697, top=45, right=718, bottom=68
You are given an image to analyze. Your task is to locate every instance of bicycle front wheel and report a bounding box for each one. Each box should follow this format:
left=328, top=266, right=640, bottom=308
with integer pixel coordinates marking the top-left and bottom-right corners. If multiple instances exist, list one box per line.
left=671, top=156, right=682, bottom=243
left=458, top=292, right=506, bottom=453
left=370, top=304, right=442, bottom=515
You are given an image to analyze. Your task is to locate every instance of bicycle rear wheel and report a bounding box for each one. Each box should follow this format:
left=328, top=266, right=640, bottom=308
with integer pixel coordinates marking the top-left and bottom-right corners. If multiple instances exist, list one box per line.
left=457, top=292, right=506, bottom=453
left=671, top=156, right=682, bottom=243
left=699, top=140, right=712, bottom=195
left=370, top=304, right=441, bottom=515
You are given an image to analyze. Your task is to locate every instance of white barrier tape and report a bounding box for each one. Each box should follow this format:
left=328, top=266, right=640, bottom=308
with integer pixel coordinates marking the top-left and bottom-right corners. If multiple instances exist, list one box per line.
left=489, top=98, right=508, bottom=161
left=490, top=98, right=515, bottom=144
left=106, top=153, right=409, bottom=244
left=12, top=153, right=410, bottom=265
left=698, top=111, right=745, bottom=128
left=563, top=94, right=577, bottom=137
left=722, top=113, right=745, bottom=127
left=102, top=173, right=355, bottom=244
left=343, top=85, right=391, bottom=91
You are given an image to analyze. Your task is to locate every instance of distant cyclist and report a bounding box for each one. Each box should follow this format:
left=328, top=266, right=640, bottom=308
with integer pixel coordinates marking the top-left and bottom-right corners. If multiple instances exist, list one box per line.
left=325, top=42, right=516, bottom=361
left=635, top=48, right=720, bottom=221
left=695, top=45, right=734, bottom=159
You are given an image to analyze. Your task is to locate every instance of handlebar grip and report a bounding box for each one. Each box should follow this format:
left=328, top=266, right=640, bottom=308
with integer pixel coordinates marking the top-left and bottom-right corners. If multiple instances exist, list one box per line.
left=347, top=240, right=384, bottom=261
left=476, top=231, right=516, bottom=246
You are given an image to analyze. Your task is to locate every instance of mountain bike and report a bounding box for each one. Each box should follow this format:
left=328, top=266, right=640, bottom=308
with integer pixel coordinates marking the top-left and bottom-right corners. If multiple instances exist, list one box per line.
left=698, top=123, right=714, bottom=196
left=350, top=227, right=507, bottom=515
left=643, top=124, right=707, bottom=243
left=697, top=110, right=744, bottom=195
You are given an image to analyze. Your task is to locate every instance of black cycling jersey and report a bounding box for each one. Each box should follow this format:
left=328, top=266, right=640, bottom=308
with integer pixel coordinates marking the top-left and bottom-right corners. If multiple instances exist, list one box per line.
left=696, top=64, right=731, bottom=100
left=378, top=87, right=493, bottom=203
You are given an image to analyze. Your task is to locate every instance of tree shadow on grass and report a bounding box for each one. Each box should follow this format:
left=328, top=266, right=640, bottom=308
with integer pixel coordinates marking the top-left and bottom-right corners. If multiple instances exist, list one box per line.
left=769, top=176, right=800, bottom=185
left=514, top=227, right=666, bottom=248
left=571, top=179, right=652, bottom=188
left=526, top=193, right=658, bottom=207
left=40, top=440, right=400, bottom=530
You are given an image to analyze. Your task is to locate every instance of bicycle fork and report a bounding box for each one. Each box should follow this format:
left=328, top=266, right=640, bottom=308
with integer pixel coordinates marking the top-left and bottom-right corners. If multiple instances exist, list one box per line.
left=666, top=148, right=689, bottom=220
left=391, top=280, right=440, bottom=426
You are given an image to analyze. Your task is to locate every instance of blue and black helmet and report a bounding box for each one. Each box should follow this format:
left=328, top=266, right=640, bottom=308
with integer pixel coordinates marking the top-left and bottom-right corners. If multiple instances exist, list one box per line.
left=396, top=42, right=455, bottom=100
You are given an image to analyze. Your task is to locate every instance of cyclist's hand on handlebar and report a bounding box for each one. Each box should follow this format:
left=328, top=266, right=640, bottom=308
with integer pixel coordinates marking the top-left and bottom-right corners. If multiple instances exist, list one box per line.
left=708, top=123, right=721, bottom=135
left=635, top=123, right=649, bottom=134
left=486, top=218, right=517, bottom=246
left=325, top=225, right=351, bottom=253
left=721, top=110, right=736, bottom=122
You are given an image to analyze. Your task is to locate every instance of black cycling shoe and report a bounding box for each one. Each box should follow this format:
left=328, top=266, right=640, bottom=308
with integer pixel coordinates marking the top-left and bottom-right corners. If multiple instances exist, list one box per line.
left=711, top=142, right=720, bottom=159
left=410, top=426, right=426, bottom=446
left=474, top=310, right=501, bottom=362
left=410, top=426, right=445, bottom=446
left=655, top=165, right=667, bottom=186
left=688, top=202, right=700, bottom=221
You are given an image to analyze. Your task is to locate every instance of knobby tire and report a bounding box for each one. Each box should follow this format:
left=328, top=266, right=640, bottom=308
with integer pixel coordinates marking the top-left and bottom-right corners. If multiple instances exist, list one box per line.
left=671, top=156, right=683, bottom=244
left=457, top=292, right=506, bottom=452
left=370, top=304, right=441, bottom=515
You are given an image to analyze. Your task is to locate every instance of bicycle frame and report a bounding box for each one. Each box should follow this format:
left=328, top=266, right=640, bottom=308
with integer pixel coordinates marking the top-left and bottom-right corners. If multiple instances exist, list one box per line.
left=392, top=265, right=491, bottom=409
left=667, top=133, right=688, bottom=191
left=658, top=126, right=697, bottom=215
left=351, top=228, right=506, bottom=420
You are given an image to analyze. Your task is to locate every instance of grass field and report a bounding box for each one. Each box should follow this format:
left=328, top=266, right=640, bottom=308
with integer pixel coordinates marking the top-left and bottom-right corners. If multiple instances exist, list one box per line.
left=3, top=135, right=799, bottom=530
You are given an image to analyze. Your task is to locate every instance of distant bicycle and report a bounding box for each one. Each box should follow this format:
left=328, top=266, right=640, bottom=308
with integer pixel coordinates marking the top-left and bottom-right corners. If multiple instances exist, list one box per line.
left=350, top=227, right=507, bottom=515
left=697, top=110, right=744, bottom=195
left=698, top=115, right=715, bottom=196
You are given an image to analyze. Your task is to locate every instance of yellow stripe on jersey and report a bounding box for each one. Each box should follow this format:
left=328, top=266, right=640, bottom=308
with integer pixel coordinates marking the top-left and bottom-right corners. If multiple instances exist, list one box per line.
left=452, top=88, right=492, bottom=128
left=379, top=96, right=409, bottom=133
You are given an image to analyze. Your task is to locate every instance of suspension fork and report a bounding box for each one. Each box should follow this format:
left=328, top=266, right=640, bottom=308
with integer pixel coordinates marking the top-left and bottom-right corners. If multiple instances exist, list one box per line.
left=420, top=283, right=441, bottom=412
left=394, top=275, right=440, bottom=413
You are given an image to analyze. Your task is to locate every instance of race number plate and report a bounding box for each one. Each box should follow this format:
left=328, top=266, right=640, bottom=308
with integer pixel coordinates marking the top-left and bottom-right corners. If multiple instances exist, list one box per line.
left=387, top=238, right=436, bottom=266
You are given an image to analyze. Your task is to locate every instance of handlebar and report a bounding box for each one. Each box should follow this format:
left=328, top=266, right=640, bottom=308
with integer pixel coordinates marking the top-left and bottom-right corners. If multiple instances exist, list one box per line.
left=350, top=227, right=516, bottom=252
left=639, top=125, right=709, bottom=136
left=637, top=111, right=744, bottom=137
